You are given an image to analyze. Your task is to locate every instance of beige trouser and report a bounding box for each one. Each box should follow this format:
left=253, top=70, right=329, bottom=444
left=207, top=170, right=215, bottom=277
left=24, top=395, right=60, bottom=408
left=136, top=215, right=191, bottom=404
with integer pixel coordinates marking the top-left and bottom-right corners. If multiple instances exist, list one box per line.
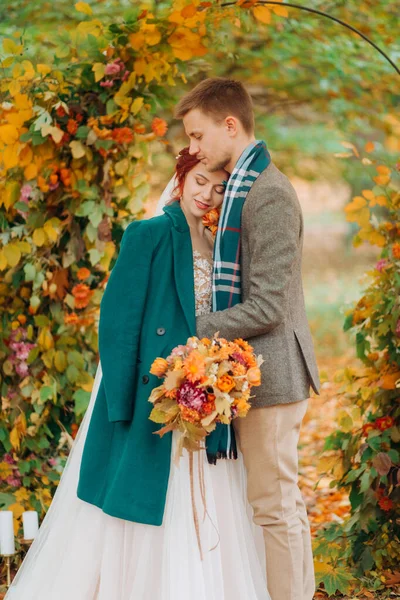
left=233, top=399, right=315, bottom=600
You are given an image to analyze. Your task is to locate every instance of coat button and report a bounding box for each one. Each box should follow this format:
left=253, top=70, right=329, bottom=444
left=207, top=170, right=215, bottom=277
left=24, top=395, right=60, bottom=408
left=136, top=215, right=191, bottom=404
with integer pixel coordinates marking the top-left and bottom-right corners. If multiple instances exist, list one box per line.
left=142, top=375, right=149, bottom=384
left=156, top=327, right=166, bottom=336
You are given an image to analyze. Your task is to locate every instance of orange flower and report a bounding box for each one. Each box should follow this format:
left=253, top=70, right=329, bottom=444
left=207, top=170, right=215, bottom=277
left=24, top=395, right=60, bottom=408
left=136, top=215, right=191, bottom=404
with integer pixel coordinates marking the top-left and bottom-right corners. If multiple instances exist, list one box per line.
left=202, top=207, right=220, bottom=229
left=72, top=283, right=94, bottom=309
left=362, top=422, right=375, bottom=436
left=392, top=243, right=400, bottom=259
left=64, top=312, right=79, bottom=325
left=112, top=127, right=134, bottom=144
left=217, top=374, right=236, bottom=393
left=242, top=351, right=257, bottom=368
left=367, top=352, right=379, bottom=362
left=151, top=117, right=168, bottom=137
left=67, top=119, right=78, bottom=135
left=17, top=314, right=27, bottom=325
left=150, top=358, right=169, bottom=377
left=201, top=401, right=216, bottom=415
left=235, top=338, right=254, bottom=353
left=134, top=123, right=146, bottom=134
left=247, top=366, right=261, bottom=386
left=200, top=337, right=211, bottom=347
left=235, top=397, right=251, bottom=416
left=165, top=388, right=177, bottom=399
left=77, top=267, right=91, bottom=281
left=183, top=350, right=206, bottom=383
left=180, top=406, right=201, bottom=423
left=232, top=362, right=246, bottom=377
left=99, top=115, right=114, bottom=125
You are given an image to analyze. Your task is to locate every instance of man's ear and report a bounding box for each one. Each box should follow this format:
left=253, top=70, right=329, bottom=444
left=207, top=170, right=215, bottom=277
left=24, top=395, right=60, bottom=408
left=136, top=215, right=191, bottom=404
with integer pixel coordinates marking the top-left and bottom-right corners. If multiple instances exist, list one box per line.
left=225, top=116, right=238, bottom=136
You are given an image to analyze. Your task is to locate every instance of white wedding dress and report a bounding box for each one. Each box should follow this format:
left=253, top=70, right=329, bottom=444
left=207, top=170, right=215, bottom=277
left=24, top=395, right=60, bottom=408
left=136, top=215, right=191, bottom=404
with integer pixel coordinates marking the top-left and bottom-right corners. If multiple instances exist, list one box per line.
left=5, top=185, right=271, bottom=600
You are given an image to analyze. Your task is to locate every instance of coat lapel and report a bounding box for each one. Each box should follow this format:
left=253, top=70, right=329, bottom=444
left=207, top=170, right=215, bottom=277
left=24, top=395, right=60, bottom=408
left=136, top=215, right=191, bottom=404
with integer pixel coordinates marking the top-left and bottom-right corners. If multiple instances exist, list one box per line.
left=163, top=202, right=197, bottom=335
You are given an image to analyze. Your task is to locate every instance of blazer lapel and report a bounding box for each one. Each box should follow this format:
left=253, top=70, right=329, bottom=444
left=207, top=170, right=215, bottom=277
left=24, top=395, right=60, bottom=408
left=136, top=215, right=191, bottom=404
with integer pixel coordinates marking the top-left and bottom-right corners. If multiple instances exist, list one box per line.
left=163, top=202, right=197, bottom=334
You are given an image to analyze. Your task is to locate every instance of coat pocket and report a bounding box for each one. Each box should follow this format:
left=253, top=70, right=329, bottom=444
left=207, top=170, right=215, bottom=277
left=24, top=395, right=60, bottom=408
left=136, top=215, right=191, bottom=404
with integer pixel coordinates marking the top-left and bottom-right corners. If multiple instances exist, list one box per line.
left=293, top=329, right=320, bottom=394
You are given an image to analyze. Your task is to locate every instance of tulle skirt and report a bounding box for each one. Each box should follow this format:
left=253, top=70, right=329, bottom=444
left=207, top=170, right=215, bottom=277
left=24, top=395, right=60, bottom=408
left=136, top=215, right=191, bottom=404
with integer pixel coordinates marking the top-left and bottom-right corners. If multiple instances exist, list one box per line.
left=5, top=362, right=270, bottom=600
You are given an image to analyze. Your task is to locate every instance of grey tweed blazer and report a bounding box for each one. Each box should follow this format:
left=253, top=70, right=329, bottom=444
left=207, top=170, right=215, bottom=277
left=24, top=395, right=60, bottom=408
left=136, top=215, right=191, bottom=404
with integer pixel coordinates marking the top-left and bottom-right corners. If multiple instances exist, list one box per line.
left=196, top=162, right=320, bottom=408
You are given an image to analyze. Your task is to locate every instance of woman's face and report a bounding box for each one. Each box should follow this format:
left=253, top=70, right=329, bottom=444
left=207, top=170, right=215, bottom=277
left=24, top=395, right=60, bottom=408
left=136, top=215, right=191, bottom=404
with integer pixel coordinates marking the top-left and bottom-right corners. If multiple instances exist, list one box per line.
left=181, top=163, right=227, bottom=218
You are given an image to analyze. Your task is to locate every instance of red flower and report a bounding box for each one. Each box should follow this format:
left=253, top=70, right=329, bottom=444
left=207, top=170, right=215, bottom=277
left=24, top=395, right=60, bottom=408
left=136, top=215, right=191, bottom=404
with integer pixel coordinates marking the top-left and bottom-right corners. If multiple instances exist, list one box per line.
left=375, top=416, right=395, bottom=431
left=111, top=127, right=134, bottom=144
left=378, top=496, right=393, bottom=511
left=151, top=117, right=168, bottom=137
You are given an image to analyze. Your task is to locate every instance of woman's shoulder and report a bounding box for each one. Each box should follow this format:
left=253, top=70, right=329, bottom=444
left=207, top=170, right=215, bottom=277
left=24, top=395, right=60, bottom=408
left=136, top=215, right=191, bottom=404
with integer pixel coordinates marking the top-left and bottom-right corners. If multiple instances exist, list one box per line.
left=124, top=212, right=172, bottom=249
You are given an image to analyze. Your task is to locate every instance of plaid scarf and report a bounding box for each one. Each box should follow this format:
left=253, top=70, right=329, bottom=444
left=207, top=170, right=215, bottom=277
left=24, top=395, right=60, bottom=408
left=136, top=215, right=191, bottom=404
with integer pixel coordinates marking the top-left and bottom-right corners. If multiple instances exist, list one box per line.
left=205, top=140, right=271, bottom=465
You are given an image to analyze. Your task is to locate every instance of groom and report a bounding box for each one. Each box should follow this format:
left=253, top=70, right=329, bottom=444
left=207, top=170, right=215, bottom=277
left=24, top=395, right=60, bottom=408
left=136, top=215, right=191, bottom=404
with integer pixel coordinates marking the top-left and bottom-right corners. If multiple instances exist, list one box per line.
left=175, top=78, right=320, bottom=600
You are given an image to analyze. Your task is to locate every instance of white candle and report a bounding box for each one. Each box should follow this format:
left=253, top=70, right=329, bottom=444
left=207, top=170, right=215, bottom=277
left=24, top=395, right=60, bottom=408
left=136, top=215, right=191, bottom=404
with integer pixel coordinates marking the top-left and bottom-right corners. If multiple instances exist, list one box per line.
left=0, top=511, right=16, bottom=555
left=22, top=511, right=39, bottom=540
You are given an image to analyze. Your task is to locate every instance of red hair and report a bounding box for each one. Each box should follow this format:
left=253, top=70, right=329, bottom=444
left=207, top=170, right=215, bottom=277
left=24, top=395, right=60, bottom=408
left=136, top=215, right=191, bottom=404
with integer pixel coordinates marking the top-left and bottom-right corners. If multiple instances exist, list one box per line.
left=168, top=147, right=200, bottom=203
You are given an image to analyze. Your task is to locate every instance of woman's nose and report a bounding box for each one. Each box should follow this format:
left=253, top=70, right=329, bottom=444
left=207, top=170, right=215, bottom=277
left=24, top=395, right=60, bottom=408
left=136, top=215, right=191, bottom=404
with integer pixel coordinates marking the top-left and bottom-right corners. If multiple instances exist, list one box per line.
left=202, top=186, right=212, bottom=201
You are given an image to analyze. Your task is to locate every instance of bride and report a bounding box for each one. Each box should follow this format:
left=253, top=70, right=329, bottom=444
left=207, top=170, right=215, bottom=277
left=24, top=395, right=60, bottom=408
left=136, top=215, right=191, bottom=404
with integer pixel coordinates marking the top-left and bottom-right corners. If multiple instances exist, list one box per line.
left=5, top=148, right=270, bottom=600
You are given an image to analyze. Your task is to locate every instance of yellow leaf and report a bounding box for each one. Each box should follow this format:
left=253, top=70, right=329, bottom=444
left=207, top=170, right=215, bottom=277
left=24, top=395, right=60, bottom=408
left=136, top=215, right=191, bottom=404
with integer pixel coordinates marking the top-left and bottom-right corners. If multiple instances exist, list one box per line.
left=3, top=38, right=23, bottom=54
left=75, top=1, right=93, bottom=15
left=344, top=196, right=370, bottom=227
left=272, top=5, right=289, bottom=17
left=381, top=372, right=400, bottom=390
left=0, top=461, right=13, bottom=478
left=32, top=228, right=47, bottom=247
left=2, top=56, right=14, bottom=68
left=37, top=64, right=52, bottom=76
left=0, top=251, right=7, bottom=271
left=92, top=62, right=105, bottom=82
left=131, top=97, right=144, bottom=115
left=253, top=6, right=271, bottom=24
left=24, top=162, right=38, bottom=180
left=21, top=60, right=35, bottom=80
left=341, top=141, right=360, bottom=157
left=43, top=220, right=59, bottom=243
left=8, top=80, right=21, bottom=96
left=54, top=350, right=67, bottom=373
left=38, top=326, right=54, bottom=350
left=69, top=140, right=86, bottom=159
left=362, top=190, right=375, bottom=201
left=316, top=455, right=337, bottom=475
left=41, top=124, right=63, bottom=144
left=0, top=124, right=19, bottom=144
left=3, top=243, right=22, bottom=267
left=15, top=240, right=31, bottom=253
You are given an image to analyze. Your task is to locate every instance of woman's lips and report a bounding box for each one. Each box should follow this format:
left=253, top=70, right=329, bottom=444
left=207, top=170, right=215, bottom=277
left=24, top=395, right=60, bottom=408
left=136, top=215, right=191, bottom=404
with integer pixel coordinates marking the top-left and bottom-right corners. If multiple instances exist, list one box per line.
left=195, top=199, right=210, bottom=210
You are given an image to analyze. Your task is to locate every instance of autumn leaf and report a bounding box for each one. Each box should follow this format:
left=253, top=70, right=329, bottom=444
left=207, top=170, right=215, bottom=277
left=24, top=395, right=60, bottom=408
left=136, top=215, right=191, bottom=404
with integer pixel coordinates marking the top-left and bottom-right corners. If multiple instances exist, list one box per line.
left=75, top=1, right=92, bottom=15
left=253, top=6, right=271, bottom=24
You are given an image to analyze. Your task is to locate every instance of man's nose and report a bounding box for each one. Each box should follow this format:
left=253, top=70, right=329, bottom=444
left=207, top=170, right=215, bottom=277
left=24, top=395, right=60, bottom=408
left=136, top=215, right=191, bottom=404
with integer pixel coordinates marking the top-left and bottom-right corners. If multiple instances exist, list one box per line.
left=189, top=141, right=199, bottom=155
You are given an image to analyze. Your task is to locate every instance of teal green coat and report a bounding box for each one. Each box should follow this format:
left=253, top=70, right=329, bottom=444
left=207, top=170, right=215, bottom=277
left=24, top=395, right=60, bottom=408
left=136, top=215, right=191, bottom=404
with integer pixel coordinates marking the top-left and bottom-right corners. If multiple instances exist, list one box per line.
left=77, top=201, right=196, bottom=526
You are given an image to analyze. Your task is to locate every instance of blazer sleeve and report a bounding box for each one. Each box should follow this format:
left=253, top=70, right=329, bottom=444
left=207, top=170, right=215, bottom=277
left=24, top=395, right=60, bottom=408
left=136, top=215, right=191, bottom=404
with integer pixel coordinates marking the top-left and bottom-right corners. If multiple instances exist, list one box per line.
left=99, top=219, right=153, bottom=423
left=196, top=183, right=301, bottom=341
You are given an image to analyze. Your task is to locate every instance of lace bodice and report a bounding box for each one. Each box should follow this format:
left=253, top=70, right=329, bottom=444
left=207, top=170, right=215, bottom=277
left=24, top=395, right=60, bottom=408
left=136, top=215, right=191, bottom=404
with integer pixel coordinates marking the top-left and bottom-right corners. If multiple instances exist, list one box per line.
left=193, top=250, right=213, bottom=316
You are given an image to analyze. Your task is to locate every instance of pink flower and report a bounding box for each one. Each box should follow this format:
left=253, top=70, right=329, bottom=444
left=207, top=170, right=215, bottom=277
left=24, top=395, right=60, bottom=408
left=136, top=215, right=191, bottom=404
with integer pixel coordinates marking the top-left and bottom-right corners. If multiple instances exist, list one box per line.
left=177, top=381, right=207, bottom=411
left=6, top=476, right=22, bottom=488
left=375, top=259, right=388, bottom=272
left=100, top=80, right=114, bottom=88
left=48, top=458, right=58, bottom=466
left=121, top=69, right=130, bottom=82
left=396, top=319, right=400, bottom=337
left=15, top=362, right=29, bottom=377
left=3, top=453, right=16, bottom=465
left=20, top=184, right=32, bottom=200
left=105, top=61, right=122, bottom=75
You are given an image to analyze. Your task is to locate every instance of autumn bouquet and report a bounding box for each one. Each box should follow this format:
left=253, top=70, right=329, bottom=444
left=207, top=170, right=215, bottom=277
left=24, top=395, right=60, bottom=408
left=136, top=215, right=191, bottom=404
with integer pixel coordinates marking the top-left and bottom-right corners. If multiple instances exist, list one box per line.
left=148, top=333, right=264, bottom=460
